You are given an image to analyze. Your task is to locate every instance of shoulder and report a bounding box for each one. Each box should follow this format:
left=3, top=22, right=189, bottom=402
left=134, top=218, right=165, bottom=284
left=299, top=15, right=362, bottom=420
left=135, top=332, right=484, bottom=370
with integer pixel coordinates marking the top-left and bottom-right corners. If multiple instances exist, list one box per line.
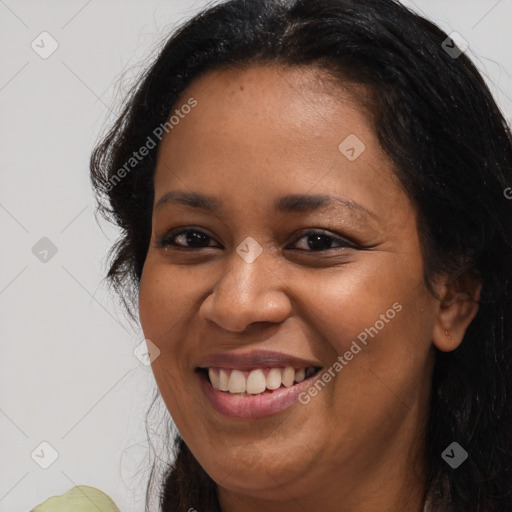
left=31, top=485, right=120, bottom=512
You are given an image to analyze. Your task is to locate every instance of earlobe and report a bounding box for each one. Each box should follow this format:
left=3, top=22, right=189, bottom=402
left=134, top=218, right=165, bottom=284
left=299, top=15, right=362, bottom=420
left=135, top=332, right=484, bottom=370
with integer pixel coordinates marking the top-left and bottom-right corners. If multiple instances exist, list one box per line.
left=432, top=324, right=461, bottom=352
left=432, top=274, right=482, bottom=352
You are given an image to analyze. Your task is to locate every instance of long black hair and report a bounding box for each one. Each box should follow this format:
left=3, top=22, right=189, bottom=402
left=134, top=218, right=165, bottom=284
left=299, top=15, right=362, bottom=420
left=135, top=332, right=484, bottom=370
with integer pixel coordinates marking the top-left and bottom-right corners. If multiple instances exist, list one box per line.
left=90, top=1, right=512, bottom=510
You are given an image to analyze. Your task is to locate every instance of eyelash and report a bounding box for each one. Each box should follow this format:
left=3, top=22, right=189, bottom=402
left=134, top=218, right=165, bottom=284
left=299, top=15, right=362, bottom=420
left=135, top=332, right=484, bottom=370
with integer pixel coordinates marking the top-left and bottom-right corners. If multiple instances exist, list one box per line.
left=156, top=228, right=358, bottom=252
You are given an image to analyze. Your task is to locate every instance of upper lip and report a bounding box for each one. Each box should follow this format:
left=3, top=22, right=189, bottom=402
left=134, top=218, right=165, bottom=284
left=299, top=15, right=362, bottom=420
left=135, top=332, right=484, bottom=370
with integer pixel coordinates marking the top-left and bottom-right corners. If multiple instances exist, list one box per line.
left=196, top=350, right=323, bottom=371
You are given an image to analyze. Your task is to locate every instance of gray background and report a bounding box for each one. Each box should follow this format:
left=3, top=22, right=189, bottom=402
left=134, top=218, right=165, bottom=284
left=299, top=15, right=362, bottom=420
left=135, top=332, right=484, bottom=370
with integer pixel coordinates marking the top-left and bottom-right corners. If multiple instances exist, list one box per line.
left=1, top=1, right=511, bottom=511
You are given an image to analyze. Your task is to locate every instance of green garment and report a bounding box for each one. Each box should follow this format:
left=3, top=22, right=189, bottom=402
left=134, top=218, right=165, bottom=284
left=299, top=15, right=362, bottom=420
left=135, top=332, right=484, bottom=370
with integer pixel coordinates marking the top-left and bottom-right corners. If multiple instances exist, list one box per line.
left=31, top=485, right=120, bottom=512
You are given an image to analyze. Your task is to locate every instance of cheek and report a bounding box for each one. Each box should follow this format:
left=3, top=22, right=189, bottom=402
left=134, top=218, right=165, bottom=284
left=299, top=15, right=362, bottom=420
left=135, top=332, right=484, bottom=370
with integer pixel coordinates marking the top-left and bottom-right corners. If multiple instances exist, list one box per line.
left=138, top=262, right=187, bottom=387
left=295, top=259, right=409, bottom=350
left=294, top=255, right=434, bottom=389
left=138, top=258, right=206, bottom=375
left=333, top=284, right=434, bottom=409
left=138, top=260, right=160, bottom=332
left=138, top=259, right=191, bottom=339
left=138, top=262, right=199, bottom=428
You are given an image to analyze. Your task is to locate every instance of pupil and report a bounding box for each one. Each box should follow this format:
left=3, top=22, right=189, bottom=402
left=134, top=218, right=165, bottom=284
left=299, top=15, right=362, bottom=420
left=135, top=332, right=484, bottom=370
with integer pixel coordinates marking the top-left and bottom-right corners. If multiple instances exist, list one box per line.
left=308, top=234, right=331, bottom=251
left=187, top=231, right=208, bottom=247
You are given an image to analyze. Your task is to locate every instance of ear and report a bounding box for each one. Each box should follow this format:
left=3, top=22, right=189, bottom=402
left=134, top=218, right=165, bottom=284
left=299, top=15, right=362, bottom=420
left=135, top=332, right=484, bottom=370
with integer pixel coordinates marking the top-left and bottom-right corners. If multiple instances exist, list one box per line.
left=432, top=268, right=482, bottom=352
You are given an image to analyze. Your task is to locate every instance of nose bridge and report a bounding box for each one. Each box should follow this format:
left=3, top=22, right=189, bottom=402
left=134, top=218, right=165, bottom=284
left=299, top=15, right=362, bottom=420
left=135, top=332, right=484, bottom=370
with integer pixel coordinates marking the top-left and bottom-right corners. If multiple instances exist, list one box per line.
left=218, top=235, right=273, bottom=300
left=200, top=243, right=292, bottom=332
left=217, top=247, right=274, bottom=309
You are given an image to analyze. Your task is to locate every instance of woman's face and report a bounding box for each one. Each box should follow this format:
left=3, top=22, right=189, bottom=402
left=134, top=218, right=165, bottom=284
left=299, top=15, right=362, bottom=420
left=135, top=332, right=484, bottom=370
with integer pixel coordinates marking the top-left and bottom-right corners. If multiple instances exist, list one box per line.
left=138, top=64, right=446, bottom=507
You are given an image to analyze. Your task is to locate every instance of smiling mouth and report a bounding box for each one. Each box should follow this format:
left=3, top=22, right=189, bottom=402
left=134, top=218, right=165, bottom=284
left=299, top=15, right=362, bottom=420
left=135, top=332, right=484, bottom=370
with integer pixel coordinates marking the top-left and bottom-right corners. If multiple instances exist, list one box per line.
left=196, top=366, right=322, bottom=396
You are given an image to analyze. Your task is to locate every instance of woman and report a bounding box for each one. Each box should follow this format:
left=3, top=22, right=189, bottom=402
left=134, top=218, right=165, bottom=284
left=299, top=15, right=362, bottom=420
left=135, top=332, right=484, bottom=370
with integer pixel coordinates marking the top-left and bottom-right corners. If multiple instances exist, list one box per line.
left=87, top=0, right=512, bottom=511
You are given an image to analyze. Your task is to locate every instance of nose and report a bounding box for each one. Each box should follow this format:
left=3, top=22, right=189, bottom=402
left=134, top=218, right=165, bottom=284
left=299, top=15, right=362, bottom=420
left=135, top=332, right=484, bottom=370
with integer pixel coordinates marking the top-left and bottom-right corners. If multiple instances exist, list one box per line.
left=199, top=249, right=292, bottom=332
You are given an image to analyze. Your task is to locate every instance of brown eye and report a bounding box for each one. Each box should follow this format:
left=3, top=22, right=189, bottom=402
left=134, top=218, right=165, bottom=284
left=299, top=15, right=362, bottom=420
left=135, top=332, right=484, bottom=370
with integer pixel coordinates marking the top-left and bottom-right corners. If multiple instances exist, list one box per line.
left=156, top=228, right=358, bottom=253
left=157, top=229, right=220, bottom=249
left=289, top=230, right=357, bottom=252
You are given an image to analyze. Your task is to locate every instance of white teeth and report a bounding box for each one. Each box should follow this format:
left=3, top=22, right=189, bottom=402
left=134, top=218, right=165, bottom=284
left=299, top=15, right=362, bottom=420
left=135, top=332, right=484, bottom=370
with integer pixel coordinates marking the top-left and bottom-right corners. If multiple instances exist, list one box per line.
left=208, top=368, right=220, bottom=389
left=246, top=369, right=267, bottom=394
left=227, top=369, right=246, bottom=393
left=294, top=368, right=306, bottom=383
left=281, top=367, right=295, bottom=387
left=219, top=369, right=229, bottom=391
left=207, top=366, right=318, bottom=394
left=266, top=368, right=282, bottom=390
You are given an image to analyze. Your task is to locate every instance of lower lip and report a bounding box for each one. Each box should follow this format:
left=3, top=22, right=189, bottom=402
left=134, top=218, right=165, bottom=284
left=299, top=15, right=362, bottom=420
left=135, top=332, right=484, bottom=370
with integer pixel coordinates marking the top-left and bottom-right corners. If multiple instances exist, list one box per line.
left=198, top=370, right=319, bottom=419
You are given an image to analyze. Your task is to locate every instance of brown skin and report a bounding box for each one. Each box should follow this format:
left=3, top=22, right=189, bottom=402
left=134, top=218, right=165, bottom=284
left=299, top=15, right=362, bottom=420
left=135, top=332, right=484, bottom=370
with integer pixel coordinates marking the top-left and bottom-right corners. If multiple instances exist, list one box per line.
left=138, top=64, right=480, bottom=512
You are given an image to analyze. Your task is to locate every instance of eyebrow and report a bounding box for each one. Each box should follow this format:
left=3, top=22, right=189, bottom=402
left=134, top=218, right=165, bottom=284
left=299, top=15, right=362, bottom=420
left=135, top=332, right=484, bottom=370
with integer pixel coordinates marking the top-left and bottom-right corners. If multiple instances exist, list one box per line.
left=155, top=190, right=378, bottom=221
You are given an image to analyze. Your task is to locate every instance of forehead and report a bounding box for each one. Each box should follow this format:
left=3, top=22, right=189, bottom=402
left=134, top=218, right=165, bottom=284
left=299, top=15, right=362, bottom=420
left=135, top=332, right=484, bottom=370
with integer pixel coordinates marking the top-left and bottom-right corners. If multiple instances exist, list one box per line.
left=153, top=63, right=407, bottom=222
left=179, top=63, right=374, bottom=124
left=156, top=63, right=380, bottom=172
